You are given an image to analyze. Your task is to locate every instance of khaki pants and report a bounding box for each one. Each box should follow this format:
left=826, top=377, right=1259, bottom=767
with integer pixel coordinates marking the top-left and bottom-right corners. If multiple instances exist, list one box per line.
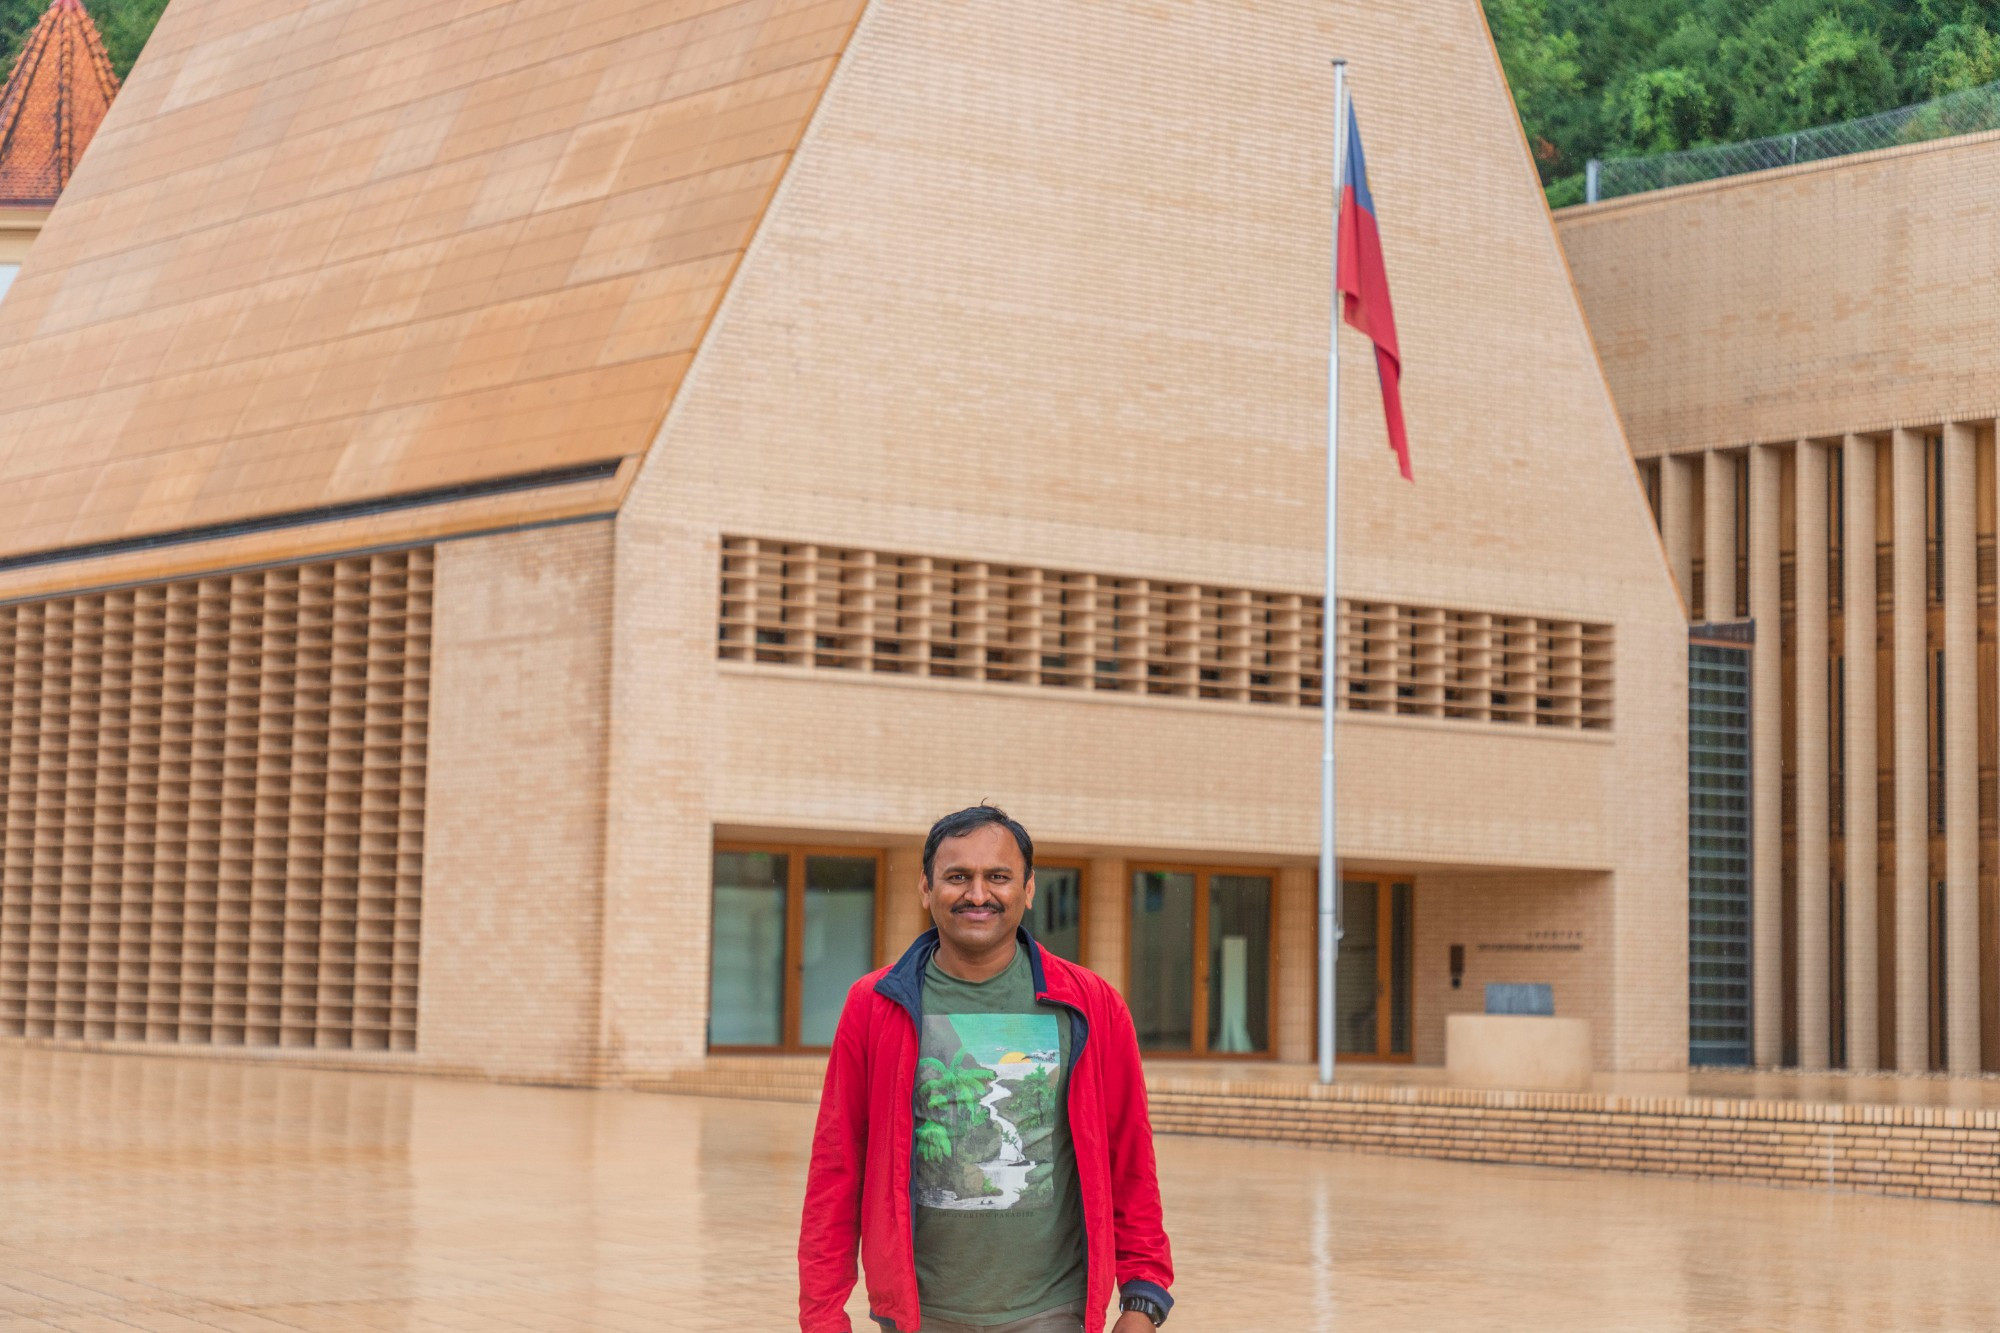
left=878, top=1300, right=1088, bottom=1333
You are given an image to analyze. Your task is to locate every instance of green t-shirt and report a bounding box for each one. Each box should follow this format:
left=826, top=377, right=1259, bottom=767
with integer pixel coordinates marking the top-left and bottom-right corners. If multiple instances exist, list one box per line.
left=914, top=945, right=1087, bottom=1326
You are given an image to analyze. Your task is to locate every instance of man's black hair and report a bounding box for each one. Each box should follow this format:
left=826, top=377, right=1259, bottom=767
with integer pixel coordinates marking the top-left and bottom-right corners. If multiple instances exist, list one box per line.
left=922, top=804, right=1035, bottom=881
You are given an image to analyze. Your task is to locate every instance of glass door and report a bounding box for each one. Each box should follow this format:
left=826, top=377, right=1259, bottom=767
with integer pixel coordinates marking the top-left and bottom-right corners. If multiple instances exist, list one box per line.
left=1029, top=863, right=1085, bottom=961
left=1129, top=871, right=1196, bottom=1050
left=1335, top=878, right=1413, bottom=1060
left=710, top=845, right=879, bottom=1051
left=710, top=851, right=788, bottom=1046
left=799, top=855, right=877, bottom=1047
left=1207, top=875, right=1271, bottom=1053
left=1129, top=867, right=1274, bottom=1056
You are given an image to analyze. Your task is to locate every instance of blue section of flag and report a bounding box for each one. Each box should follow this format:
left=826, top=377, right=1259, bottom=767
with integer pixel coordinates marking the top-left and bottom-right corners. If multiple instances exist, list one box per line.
left=1345, top=106, right=1375, bottom=217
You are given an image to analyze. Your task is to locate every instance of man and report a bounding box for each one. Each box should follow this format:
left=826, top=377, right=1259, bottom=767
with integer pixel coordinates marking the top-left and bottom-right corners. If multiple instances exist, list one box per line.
left=799, top=805, right=1174, bottom=1333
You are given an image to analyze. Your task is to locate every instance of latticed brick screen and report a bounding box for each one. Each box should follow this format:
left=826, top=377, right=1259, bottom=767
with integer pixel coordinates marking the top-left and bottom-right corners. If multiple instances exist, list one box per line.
left=718, top=537, right=1613, bottom=729
left=0, top=550, right=433, bottom=1050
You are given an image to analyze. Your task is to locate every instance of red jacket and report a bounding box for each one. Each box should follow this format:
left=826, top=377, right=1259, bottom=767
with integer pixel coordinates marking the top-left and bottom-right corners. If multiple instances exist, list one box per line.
left=798, top=928, right=1175, bottom=1332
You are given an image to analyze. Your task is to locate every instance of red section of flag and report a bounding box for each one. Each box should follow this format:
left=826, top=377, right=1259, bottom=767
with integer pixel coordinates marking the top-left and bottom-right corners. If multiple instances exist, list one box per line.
left=1336, top=106, right=1411, bottom=481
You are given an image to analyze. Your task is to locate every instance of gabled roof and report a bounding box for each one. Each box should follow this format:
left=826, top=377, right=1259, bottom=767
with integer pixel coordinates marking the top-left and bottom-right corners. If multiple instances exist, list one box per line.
left=0, top=0, right=868, bottom=589
left=0, top=0, right=118, bottom=207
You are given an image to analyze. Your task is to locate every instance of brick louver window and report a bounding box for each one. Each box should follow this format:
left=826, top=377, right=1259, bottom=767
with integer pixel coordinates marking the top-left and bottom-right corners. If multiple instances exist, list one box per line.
left=717, top=537, right=1612, bottom=730
left=0, top=551, right=432, bottom=1050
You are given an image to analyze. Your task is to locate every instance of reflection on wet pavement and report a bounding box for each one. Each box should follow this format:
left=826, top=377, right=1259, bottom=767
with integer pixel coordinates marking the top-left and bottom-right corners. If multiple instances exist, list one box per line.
left=4, top=1046, right=1998, bottom=1332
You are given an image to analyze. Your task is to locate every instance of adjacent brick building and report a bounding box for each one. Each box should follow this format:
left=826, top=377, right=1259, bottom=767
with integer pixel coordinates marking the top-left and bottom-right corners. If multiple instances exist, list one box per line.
left=1561, top=130, right=2000, bottom=1075
left=0, top=0, right=1689, bottom=1086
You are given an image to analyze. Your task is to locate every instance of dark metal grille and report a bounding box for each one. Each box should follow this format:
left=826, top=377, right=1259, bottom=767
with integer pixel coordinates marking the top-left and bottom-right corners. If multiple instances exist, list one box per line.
left=1690, top=640, right=1753, bottom=1067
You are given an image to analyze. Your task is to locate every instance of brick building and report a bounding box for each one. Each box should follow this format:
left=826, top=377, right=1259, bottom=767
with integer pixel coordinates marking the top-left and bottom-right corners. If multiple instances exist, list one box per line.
left=1561, top=131, right=2000, bottom=1075
left=0, top=0, right=1688, bottom=1086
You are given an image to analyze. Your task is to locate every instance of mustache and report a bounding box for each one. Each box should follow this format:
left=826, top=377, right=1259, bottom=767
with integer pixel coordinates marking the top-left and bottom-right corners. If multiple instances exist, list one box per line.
left=952, top=901, right=1003, bottom=913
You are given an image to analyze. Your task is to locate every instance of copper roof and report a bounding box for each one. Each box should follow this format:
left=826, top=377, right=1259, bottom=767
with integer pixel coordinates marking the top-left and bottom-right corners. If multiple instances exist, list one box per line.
left=0, top=0, right=118, bottom=207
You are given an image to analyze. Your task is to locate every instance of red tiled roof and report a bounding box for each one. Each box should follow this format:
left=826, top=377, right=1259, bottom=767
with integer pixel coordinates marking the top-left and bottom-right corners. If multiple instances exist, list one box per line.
left=0, top=0, right=117, bottom=207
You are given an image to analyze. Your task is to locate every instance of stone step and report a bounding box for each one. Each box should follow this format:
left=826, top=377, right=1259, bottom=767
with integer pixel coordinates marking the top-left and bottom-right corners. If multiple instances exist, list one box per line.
left=641, top=1057, right=2000, bottom=1206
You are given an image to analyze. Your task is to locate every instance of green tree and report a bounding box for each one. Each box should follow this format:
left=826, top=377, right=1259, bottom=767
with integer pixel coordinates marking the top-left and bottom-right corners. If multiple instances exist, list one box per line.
left=1782, top=15, right=1899, bottom=123
left=0, top=0, right=168, bottom=85
left=1604, top=65, right=1716, bottom=151
left=90, top=0, right=170, bottom=78
left=1913, top=20, right=2000, bottom=93
left=1489, top=0, right=2000, bottom=204
left=1485, top=0, right=1583, bottom=172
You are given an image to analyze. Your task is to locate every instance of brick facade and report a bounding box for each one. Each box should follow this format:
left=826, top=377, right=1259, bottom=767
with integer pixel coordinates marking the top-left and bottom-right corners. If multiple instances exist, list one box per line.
left=1561, top=133, right=2000, bottom=1075
left=0, top=0, right=1692, bottom=1086
left=419, top=523, right=615, bottom=1084
left=606, top=0, right=1688, bottom=1078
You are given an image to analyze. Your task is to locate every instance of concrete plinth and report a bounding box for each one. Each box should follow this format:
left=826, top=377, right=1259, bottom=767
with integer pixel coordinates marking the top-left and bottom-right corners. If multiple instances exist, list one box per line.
left=1445, top=1014, right=1593, bottom=1092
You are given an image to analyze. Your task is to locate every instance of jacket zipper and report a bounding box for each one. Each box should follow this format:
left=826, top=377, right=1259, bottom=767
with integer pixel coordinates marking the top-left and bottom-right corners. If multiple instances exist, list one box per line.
left=881, top=984, right=922, bottom=1331
left=881, top=934, right=1093, bottom=1332
left=1039, top=988, right=1091, bottom=1320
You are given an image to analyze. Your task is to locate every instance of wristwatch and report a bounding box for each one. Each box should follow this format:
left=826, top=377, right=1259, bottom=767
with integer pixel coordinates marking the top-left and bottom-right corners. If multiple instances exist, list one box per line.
left=1119, top=1295, right=1168, bottom=1327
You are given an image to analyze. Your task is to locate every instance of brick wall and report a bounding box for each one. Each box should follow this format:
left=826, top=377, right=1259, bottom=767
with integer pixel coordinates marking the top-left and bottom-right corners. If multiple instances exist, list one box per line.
left=1412, top=870, right=1614, bottom=1066
left=420, top=523, right=613, bottom=1084
left=0, top=1, right=1696, bottom=1083
left=1145, top=1079, right=2000, bottom=1205
left=607, top=0, right=1690, bottom=1072
left=1559, top=133, right=2000, bottom=457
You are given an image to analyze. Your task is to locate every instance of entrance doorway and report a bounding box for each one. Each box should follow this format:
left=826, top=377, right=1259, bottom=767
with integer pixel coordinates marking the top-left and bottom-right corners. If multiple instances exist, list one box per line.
left=708, top=845, right=880, bottom=1051
left=1128, top=866, right=1274, bottom=1056
left=1029, top=862, right=1085, bottom=962
left=1336, top=878, right=1413, bottom=1060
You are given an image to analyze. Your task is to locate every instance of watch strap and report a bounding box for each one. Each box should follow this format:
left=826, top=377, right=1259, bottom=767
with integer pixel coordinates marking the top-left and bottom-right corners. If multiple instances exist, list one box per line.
left=1119, top=1295, right=1168, bottom=1327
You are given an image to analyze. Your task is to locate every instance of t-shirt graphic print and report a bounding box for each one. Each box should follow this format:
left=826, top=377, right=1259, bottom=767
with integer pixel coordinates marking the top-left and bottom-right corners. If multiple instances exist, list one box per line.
left=912, top=947, right=1086, bottom=1325
left=916, top=1011, right=1064, bottom=1211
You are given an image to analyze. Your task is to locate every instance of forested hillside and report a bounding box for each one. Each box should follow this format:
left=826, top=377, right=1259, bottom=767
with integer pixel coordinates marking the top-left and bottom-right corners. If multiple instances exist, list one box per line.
left=1487, top=0, right=2000, bottom=203
left=0, top=0, right=165, bottom=82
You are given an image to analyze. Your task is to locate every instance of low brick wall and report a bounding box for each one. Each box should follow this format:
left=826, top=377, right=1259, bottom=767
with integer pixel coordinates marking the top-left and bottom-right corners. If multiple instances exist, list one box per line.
left=1146, top=1077, right=2000, bottom=1204
left=649, top=1058, right=2000, bottom=1205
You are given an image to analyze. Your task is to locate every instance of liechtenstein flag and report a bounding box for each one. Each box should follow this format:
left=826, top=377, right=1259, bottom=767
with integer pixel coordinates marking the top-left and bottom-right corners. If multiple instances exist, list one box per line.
left=1337, top=105, right=1412, bottom=480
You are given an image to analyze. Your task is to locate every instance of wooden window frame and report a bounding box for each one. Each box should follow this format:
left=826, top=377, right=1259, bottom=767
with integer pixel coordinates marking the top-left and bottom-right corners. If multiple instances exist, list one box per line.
left=708, top=841, right=886, bottom=1055
left=1128, top=863, right=1280, bottom=1060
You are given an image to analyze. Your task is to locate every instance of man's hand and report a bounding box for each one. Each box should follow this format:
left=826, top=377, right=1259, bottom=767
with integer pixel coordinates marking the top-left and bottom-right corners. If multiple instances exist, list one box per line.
left=1112, top=1312, right=1158, bottom=1332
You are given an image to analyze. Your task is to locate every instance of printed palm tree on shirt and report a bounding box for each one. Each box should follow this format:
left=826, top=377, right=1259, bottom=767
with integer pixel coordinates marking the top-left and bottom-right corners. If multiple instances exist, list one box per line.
left=916, top=1120, right=953, bottom=1163
left=918, top=1050, right=994, bottom=1133
left=1008, top=1065, right=1056, bottom=1133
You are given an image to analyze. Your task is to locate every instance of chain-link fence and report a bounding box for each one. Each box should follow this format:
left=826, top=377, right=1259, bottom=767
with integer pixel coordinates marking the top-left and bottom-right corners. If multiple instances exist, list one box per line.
left=1588, top=77, right=2000, bottom=202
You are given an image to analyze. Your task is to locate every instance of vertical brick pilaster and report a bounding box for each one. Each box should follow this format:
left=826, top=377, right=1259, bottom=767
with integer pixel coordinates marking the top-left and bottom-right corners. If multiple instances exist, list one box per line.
left=1943, top=423, right=1980, bottom=1073
left=1661, top=454, right=1698, bottom=610
left=1085, top=858, right=1128, bottom=997
left=884, top=842, right=928, bottom=964
left=1797, top=440, right=1832, bottom=1066
left=1892, top=427, right=1930, bottom=1072
left=1704, top=449, right=1738, bottom=619
left=1274, top=866, right=1315, bottom=1063
left=1841, top=434, right=1879, bottom=1069
left=1749, top=444, right=1785, bottom=1064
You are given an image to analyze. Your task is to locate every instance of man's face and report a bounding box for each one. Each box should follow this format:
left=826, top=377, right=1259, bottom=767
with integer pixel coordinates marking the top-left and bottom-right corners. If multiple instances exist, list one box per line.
left=922, top=823, right=1035, bottom=956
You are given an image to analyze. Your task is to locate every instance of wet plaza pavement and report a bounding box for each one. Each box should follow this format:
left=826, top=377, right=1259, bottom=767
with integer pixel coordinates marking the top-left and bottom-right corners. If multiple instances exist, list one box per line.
left=5, top=1047, right=1999, bottom=1332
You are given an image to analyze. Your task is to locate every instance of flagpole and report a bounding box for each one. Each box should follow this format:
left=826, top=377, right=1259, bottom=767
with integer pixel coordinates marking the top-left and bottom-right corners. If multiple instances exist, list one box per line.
left=1319, top=59, right=1348, bottom=1086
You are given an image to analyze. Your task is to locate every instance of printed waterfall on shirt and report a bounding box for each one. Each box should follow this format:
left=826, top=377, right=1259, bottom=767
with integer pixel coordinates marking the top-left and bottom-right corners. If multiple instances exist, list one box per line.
left=913, top=945, right=1087, bottom=1325
left=917, top=1010, right=1062, bottom=1209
